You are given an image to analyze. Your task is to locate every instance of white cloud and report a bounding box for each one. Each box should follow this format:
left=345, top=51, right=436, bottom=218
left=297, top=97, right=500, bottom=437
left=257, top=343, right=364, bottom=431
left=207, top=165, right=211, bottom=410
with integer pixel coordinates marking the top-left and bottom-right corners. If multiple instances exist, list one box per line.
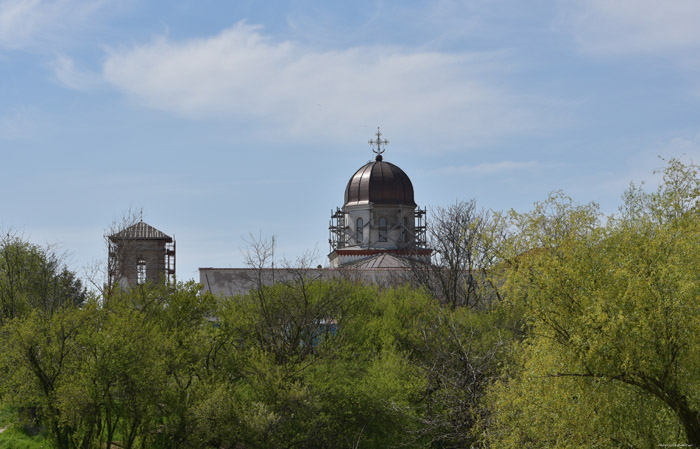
left=49, top=53, right=102, bottom=90
left=0, top=0, right=106, bottom=51
left=558, top=0, right=700, bottom=55
left=102, top=22, right=548, bottom=147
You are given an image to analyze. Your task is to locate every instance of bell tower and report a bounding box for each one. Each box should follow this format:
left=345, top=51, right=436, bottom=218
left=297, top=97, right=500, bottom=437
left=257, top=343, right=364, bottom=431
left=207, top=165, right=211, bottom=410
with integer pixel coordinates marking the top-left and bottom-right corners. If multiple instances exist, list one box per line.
left=108, top=221, right=176, bottom=289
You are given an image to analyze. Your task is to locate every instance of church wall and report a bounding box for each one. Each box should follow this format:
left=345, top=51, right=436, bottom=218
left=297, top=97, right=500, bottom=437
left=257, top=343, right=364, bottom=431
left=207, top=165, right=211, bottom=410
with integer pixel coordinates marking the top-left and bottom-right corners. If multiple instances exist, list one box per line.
left=199, top=267, right=410, bottom=297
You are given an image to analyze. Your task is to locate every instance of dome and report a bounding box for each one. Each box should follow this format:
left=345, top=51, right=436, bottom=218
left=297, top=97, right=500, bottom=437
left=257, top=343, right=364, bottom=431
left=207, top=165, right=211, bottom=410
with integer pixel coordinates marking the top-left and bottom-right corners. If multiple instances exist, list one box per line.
left=344, top=155, right=416, bottom=207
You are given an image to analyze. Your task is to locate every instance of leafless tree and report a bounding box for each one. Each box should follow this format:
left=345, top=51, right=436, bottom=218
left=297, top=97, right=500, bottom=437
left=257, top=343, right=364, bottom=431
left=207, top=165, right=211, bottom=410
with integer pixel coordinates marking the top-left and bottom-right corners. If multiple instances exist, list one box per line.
left=84, top=207, right=141, bottom=297
left=405, top=200, right=507, bottom=309
left=241, top=231, right=277, bottom=293
left=412, top=307, right=507, bottom=448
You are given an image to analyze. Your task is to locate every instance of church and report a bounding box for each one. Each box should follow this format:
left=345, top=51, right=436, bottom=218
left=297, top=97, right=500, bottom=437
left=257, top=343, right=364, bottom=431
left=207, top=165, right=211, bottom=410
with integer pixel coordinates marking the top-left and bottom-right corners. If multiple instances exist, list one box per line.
left=108, top=128, right=431, bottom=296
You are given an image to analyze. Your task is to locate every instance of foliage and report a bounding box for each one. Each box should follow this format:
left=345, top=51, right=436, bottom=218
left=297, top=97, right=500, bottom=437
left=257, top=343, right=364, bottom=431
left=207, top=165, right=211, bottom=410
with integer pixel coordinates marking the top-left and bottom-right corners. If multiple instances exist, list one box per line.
left=0, top=425, right=49, bottom=449
left=206, top=281, right=429, bottom=448
left=487, top=159, right=700, bottom=447
left=6, top=159, right=700, bottom=448
left=0, top=281, right=215, bottom=449
left=0, top=233, right=86, bottom=323
left=0, top=405, right=49, bottom=449
left=2, top=256, right=505, bottom=448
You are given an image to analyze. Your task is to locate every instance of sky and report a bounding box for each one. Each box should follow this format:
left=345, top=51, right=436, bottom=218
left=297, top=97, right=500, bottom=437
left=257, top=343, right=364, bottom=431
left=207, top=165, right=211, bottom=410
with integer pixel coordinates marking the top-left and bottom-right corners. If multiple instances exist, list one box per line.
left=2, top=0, right=700, bottom=283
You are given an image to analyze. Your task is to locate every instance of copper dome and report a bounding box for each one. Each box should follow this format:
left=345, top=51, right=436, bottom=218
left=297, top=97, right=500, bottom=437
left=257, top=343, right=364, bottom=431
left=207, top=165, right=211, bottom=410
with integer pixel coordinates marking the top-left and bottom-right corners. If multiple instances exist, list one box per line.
left=344, top=156, right=416, bottom=207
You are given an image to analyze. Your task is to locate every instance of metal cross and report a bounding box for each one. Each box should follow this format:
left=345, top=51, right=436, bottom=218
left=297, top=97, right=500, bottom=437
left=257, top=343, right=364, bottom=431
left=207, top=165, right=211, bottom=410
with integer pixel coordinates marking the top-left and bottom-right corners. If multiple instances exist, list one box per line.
left=369, top=127, right=388, bottom=156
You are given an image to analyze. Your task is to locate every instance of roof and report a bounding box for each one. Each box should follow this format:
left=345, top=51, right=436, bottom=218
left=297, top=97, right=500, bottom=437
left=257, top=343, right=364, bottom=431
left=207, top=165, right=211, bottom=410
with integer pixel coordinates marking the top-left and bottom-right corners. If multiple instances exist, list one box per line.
left=343, top=253, right=410, bottom=269
left=344, top=156, right=416, bottom=207
left=108, top=221, right=172, bottom=241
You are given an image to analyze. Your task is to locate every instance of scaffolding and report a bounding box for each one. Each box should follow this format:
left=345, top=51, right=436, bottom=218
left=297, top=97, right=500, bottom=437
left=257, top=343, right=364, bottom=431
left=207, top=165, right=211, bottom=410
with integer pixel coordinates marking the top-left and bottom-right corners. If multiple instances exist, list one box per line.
left=414, top=207, right=428, bottom=249
left=165, top=240, right=176, bottom=283
left=330, top=206, right=429, bottom=253
left=328, top=207, right=347, bottom=253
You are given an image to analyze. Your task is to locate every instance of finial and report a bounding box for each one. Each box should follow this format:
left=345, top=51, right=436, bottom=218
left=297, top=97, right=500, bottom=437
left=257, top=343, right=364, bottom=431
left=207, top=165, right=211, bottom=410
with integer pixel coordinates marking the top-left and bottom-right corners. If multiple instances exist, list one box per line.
left=368, top=126, right=388, bottom=161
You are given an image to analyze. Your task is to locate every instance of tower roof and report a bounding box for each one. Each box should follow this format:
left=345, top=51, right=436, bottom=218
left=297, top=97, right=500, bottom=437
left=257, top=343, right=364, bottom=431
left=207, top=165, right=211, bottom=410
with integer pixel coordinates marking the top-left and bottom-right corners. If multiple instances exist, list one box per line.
left=344, top=127, right=416, bottom=207
left=344, top=158, right=416, bottom=207
left=108, top=221, right=172, bottom=241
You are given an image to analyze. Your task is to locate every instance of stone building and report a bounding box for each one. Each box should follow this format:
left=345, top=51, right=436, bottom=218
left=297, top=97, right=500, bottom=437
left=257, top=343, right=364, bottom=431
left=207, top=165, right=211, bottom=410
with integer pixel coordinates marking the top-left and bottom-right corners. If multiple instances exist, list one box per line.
left=107, top=129, right=427, bottom=296
left=200, top=128, right=431, bottom=297
left=108, top=221, right=175, bottom=289
left=328, top=128, right=431, bottom=267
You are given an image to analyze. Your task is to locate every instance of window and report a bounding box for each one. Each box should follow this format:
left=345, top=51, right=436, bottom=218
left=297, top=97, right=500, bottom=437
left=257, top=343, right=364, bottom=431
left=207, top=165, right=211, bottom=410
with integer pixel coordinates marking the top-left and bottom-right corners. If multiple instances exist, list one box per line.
left=379, top=217, right=387, bottom=242
left=356, top=217, right=364, bottom=243
left=402, top=217, right=408, bottom=243
left=137, top=259, right=147, bottom=284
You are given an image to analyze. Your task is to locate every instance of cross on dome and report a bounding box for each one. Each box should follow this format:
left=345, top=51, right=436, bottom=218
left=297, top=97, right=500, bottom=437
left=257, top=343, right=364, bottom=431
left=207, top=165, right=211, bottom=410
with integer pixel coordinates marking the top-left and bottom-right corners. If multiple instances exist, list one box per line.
left=368, top=127, right=388, bottom=160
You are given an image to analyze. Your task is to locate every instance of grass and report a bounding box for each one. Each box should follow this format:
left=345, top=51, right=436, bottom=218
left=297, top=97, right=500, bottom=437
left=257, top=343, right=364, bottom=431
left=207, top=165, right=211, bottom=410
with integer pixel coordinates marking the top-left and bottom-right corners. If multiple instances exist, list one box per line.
left=0, top=406, right=49, bottom=449
left=0, top=426, right=50, bottom=448
left=0, top=406, right=14, bottom=427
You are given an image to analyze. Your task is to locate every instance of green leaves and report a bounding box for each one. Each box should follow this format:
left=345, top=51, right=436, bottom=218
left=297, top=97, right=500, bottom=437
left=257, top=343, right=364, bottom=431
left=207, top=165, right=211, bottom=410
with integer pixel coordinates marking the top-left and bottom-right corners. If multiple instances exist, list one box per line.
left=488, top=159, right=700, bottom=447
left=7, top=159, right=700, bottom=448
left=0, top=235, right=86, bottom=324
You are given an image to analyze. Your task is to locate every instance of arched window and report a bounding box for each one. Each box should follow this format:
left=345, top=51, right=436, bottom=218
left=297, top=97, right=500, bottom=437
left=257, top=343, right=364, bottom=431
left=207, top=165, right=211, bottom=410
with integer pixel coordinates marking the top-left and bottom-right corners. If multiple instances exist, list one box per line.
left=379, top=217, right=387, bottom=242
left=356, top=217, right=364, bottom=243
left=402, top=217, right=408, bottom=243
left=137, top=259, right=147, bottom=284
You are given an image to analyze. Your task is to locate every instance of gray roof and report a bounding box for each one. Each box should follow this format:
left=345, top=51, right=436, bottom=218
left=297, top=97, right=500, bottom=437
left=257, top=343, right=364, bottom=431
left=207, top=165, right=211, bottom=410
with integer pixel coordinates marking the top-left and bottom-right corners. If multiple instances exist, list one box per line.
left=343, top=253, right=410, bottom=269
left=109, top=221, right=172, bottom=241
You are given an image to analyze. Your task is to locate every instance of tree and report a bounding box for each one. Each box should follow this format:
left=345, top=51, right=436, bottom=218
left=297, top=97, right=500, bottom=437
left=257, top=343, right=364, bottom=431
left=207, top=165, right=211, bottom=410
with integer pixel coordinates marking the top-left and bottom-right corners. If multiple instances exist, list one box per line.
left=410, top=304, right=509, bottom=448
left=199, top=280, right=436, bottom=448
left=405, top=200, right=506, bottom=309
left=0, top=276, right=223, bottom=449
left=0, top=233, right=86, bottom=323
left=0, top=234, right=87, bottom=447
left=487, top=160, right=700, bottom=447
left=0, top=305, right=89, bottom=449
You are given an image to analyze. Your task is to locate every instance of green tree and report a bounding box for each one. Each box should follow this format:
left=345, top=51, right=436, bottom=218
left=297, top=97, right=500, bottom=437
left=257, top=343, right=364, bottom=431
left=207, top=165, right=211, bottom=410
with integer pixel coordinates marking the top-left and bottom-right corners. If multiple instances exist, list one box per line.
left=0, top=305, right=89, bottom=449
left=0, top=235, right=87, bottom=448
left=202, top=280, right=431, bottom=448
left=145, top=281, right=219, bottom=449
left=0, top=233, right=86, bottom=322
left=487, top=160, right=700, bottom=447
left=0, top=279, right=220, bottom=449
left=62, top=293, right=166, bottom=449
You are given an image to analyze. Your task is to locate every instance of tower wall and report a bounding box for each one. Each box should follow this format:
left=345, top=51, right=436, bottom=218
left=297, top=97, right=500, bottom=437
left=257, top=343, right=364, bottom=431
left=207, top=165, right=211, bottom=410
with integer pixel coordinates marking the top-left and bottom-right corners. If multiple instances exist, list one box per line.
left=111, top=239, right=169, bottom=288
left=108, top=221, right=175, bottom=289
left=344, top=204, right=416, bottom=249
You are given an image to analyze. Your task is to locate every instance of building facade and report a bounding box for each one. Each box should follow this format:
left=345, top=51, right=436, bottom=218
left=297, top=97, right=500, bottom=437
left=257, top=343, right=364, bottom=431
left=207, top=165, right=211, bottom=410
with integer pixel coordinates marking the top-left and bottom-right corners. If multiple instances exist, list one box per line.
left=328, top=128, right=430, bottom=267
left=199, top=128, right=430, bottom=296
left=108, top=221, right=176, bottom=289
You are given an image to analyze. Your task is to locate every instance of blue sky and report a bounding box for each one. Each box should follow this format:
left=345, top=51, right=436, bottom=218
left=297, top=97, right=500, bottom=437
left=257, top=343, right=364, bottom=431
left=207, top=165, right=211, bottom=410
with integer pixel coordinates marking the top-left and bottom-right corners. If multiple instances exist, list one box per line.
left=2, top=0, right=700, bottom=282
